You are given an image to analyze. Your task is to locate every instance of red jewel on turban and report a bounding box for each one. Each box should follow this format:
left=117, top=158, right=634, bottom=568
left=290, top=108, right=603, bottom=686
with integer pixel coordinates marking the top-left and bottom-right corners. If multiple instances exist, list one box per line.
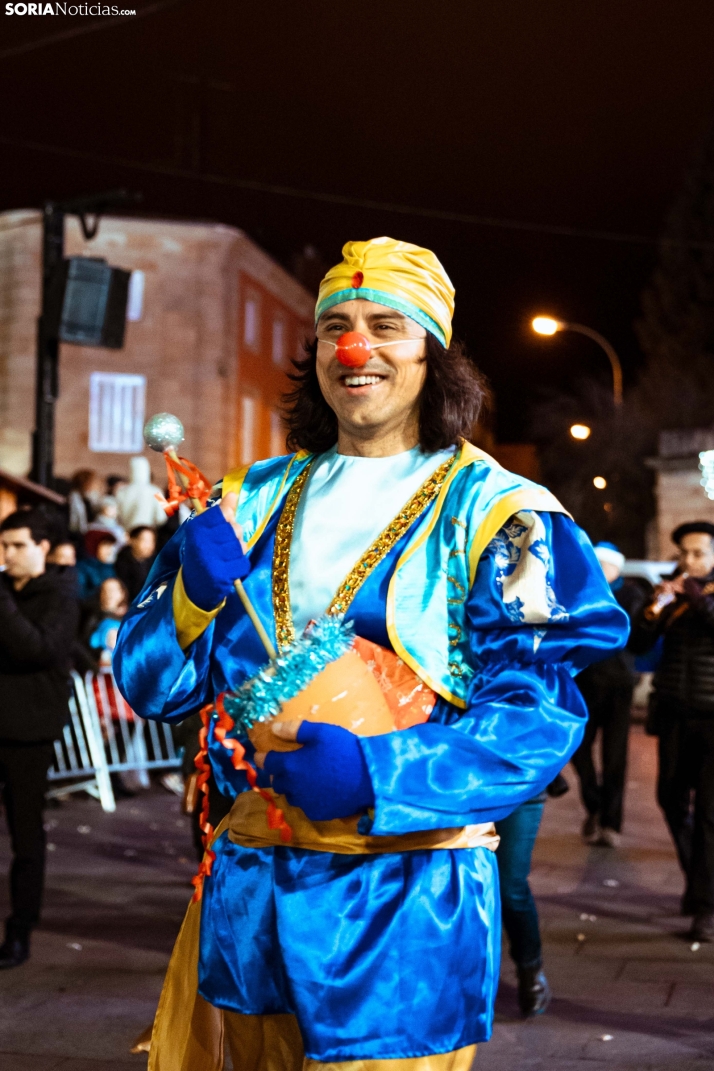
left=335, top=332, right=371, bottom=368
left=351, top=271, right=364, bottom=288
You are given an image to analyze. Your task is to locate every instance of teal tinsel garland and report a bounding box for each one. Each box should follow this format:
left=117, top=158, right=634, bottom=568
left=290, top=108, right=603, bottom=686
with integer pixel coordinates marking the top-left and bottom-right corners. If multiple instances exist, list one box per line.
left=223, top=615, right=354, bottom=735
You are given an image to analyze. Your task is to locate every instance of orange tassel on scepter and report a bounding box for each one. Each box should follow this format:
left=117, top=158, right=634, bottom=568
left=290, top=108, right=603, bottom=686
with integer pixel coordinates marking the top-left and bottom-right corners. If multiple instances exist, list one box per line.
left=143, top=413, right=277, bottom=661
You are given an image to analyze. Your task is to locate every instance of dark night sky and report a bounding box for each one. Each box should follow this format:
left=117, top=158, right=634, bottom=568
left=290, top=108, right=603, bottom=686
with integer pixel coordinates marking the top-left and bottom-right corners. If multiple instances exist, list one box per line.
left=2, top=0, right=714, bottom=439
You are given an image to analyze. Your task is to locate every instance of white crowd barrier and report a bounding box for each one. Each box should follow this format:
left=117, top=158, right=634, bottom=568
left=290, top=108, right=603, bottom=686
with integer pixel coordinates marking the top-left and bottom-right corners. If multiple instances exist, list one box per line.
left=47, top=669, right=182, bottom=813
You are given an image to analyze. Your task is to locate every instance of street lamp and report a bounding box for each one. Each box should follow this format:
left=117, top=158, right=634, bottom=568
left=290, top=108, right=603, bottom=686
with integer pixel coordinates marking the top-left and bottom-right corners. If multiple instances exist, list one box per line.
left=570, top=424, right=591, bottom=440
left=531, top=316, right=623, bottom=406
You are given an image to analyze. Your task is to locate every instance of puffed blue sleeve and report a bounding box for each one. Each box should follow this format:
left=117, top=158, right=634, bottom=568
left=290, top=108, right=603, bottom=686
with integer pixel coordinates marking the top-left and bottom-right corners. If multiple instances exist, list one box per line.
left=359, top=510, right=630, bottom=835
left=112, top=525, right=216, bottom=722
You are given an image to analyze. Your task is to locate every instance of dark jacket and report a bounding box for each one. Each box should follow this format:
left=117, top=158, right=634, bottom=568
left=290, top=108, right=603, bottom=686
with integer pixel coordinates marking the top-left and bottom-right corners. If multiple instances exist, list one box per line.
left=631, top=571, right=714, bottom=715
left=577, top=579, right=644, bottom=693
left=115, top=546, right=154, bottom=603
left=0, top=567, right=80, bottom=742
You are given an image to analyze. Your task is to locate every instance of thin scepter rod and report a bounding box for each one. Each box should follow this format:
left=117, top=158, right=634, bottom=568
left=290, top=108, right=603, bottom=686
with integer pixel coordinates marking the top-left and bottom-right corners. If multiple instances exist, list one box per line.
left=142, top=413, right=277, bottom=662
left=166, top=447, right=277, bottom=661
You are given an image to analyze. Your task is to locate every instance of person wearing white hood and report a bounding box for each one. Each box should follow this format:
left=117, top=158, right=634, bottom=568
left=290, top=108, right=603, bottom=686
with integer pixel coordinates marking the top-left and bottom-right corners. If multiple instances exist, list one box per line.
left=115, top=456, right=168, bottom=532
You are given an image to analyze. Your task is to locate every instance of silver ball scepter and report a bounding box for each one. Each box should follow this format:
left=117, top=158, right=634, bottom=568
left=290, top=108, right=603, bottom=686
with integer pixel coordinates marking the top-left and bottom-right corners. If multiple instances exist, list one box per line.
left=143, top=412, right=185, bottom=454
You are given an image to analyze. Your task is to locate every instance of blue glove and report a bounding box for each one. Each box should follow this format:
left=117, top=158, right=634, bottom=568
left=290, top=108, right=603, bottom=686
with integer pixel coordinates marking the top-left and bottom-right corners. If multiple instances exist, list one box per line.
left=264, top=721, right=375, bottom=821
left=181, top=504, right=250, bottom=611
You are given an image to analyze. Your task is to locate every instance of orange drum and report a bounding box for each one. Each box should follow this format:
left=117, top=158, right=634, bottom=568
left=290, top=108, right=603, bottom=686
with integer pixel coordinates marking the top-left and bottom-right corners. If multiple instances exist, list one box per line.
left=248, top=635, right=436, bottom=755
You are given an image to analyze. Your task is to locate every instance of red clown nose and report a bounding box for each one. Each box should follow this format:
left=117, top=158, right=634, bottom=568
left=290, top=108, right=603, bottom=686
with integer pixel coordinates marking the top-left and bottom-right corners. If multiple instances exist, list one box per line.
left=335, top=332, right=371, bottom=368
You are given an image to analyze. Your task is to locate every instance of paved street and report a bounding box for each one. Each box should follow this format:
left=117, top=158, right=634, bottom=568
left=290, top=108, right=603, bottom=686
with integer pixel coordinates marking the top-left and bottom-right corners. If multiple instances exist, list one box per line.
left=0, top=725, right=712, bottom=1070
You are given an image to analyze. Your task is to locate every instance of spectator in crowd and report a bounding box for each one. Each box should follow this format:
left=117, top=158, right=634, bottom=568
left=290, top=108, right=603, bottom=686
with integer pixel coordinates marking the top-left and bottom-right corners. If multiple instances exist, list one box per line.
left=115, top=525, right=157, bottom=602
left=76, top=534, right=117, bottom=601
left=67, top=469, right=101, bottom=535
left=115, top=457, right=167, bottom=532
left=85, top=496, right=126, bottom=554
left=46, top=541, right=77, bottom=567
left=572, top=543, right=643, bottom=848
left=79, top=576, right=129, bottom=670
left=632, top=521, right=714, bottom=943
left=106, top=474, right=128, bottom=499
left=0, top=509, right=79, bottom=968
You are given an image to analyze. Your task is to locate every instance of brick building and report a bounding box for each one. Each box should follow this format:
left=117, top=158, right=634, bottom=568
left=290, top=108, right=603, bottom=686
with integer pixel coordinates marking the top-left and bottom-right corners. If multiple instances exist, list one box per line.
left=0, top=210, right=314, bottom=489
left=646, top=428, right=714, bottom=559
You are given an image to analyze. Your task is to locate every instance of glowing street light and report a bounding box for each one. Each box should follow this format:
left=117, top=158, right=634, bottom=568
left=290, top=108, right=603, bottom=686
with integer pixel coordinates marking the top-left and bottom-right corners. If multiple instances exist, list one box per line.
left=530, top=316, right=623, bottom=406
left=570, top=424, right=591, bottom=440
left=593, top=476, right=607, bottom=489
left=532, top=316, right=562, bottom=336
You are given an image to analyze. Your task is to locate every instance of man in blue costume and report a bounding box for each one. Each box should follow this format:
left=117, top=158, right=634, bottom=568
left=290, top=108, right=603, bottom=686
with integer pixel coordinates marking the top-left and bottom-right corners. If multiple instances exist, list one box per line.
left=115, top=237, right=628, bottom=1070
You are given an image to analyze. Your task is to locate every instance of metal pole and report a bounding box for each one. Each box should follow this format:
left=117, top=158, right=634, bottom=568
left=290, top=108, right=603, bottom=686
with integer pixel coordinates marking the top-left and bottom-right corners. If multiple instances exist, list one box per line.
left=31, top=203, right=64, bottom=487
left=564, top=322, right=623, bottom=407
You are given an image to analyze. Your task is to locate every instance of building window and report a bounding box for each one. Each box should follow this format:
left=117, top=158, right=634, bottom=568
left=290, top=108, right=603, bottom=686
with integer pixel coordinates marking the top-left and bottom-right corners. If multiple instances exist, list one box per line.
left=270, top=409, right=285, bottom=456
left=243, top=292, right=260, bottom=351
left=89, top=373, right=146, bottom=453
left=272, top=317, right=285, bottom=366
left=126, top=270, right=145, bottom=322
left=240, top=395, right=257, bottom=464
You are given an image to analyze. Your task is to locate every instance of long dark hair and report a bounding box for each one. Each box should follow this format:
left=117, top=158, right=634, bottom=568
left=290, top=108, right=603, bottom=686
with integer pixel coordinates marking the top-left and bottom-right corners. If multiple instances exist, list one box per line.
left=283, top=334, right=489, bottom=454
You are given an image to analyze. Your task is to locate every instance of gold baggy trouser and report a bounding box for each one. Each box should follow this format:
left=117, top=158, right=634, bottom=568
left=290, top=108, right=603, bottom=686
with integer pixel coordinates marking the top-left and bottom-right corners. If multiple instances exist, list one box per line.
left=148, top=807, right=492, bottom=1071
left=148, top=891, right=476, bottom=1071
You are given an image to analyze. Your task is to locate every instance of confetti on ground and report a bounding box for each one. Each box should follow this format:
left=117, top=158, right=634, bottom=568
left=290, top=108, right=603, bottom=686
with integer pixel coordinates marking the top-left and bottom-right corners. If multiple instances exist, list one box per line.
left=691, top=942, right=701, bottom=951
left=600, top=1034, right=613, bottom=1041
left=67, top=943, right=82, bottom=951
left=77, top=825, right=91, bottom=834
left=580, top=913, right=597, bottom=921
left=576, top=933, right=586, bottom=942
left=47, top=844, right=56, bottom=852
left=603, top=879, right=619, bottom=887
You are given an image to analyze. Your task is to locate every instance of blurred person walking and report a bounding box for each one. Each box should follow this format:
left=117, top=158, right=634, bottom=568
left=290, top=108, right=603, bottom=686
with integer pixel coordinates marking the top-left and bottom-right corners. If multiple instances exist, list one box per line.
left=572, top=543, right=643, bottom=847
left=632, top=522, right=714, bottom=942
left=496, top=776, right=569, bottom=1018
left=115, top=457, right=167, bottom=532
left=0, top=510, right=79, bottom=968
left=115, top=526, right=156, bottom=602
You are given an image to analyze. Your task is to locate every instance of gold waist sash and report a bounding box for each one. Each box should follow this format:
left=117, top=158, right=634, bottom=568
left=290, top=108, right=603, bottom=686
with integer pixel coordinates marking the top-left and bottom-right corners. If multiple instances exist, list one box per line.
left=227, top=789, right=499, bottom=854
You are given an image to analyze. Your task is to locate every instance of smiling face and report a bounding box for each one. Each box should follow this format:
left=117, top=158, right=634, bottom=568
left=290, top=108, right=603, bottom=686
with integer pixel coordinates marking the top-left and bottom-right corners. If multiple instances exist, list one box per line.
left=315, top=299, right=428, bottom=456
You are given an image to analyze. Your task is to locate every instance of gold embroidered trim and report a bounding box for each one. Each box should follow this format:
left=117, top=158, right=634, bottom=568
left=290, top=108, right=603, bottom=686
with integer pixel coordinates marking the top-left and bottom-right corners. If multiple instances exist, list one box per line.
left=272, top=463, right=313, bottom=650
left=272, top=454, right=456, bottom=652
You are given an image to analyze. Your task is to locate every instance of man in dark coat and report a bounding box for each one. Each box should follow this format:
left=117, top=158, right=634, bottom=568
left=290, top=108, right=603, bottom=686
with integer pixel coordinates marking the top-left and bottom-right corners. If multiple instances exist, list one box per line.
left=0, top=509, right=79, bottom=967
left=632, top=521, right=714, bottom=943
left=572, top=543, right=642, bottom=848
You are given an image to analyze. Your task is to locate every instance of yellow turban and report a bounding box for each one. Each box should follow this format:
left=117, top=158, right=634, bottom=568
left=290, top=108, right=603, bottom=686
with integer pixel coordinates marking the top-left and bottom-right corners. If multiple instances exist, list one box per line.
left=315, top=237, right=455, bottom=347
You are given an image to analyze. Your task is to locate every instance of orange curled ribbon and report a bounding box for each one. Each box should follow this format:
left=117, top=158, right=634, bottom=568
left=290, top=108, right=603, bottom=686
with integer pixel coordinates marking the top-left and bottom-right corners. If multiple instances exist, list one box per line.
left=161, top=452, right=213, bottom=517
left=191, top=696, right=292, bottom=903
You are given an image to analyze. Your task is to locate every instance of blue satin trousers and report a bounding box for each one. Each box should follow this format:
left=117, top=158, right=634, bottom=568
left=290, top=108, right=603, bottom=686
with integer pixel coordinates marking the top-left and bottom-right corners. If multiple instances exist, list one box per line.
left=197, top=832, right=501, bottom=1062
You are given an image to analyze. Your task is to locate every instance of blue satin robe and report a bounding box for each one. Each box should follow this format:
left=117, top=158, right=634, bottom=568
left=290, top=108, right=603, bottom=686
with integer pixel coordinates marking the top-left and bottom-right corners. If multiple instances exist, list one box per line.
left=114, top=505, right=627, bottom=1061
